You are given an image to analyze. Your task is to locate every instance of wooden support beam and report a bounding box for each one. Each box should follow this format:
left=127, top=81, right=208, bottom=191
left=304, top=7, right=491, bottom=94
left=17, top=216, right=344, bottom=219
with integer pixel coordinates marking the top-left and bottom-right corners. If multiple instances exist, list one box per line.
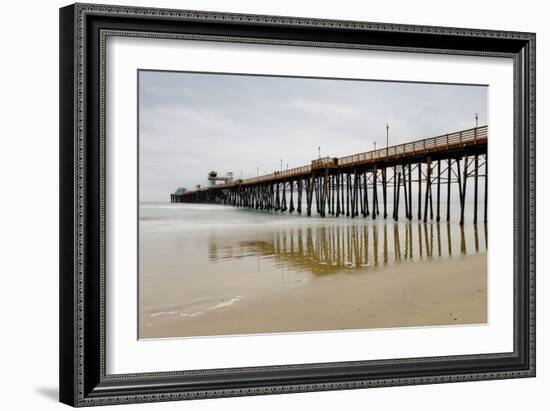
left=357, top=173, right=361, bottom=217
left=473, top=154, right=479, bottom=224
left=359, top=172, right=364, bottom=217
left=394, top=172, right=401, bottom=221
left=376, top=175, right=380, bottom=215
left=259, top=187, right=262, bottom=209
left=446, top=158, right=451, bottom=222
left=336, top=172, right=340, bottom=217
left=352, top=170, right=358, bottom=218
left=275, top=182, right=280, bottom=211
left=423, top=158, right=431, bottom=223
left=364, top=172, right=370, bottom=216
left=258, top=186, right=262, bottom=209
left=326, top=174, right=330, bottom=216
left=418, top=162, right=422, bottom=220
left=460, top=156, right=468, bottom=225
left=353, top=172, right=358, bottom=217
left=322, top=170, right=329, bottom=217
left=341, top=172, right=345, bottom=215
left=306, top=178, right=311, bottom=216
left=297, top=179, right=302, bottom=214
left=318, top=176, right=323, bottom=215
left=281, top=181, right=287, bottom=212
left=372, top=167, right=377, bottom=220
left=393, top=165, right=397, bottom=219
left=436, top=159, right=441, bottom=222
left=351, top=172, right=355, bottom=217
left=318, top=175, right=324, bottom=217
left=429, top=168, right=433, bottom=220
left=317, top=175, right=321, bottom=215
left=408, top=163, right=412, bottom=220
left=330, top=175, right=334, bottom=215
left=403, top=166, right=409, bottom=220
left=289, top=180, right=295, bottom=213
left=331, top=174, right=335, bottom=215
left=456, top=158, right=463, bottom=224
left=346, top=172, right=351, bottom=217
left=382, top=168, right=388, bottom=219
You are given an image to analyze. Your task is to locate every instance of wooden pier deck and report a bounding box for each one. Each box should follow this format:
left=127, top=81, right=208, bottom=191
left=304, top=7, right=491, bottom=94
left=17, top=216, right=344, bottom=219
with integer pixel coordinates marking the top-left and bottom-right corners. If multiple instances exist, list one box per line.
left=171, top=125, right=487, bottom=225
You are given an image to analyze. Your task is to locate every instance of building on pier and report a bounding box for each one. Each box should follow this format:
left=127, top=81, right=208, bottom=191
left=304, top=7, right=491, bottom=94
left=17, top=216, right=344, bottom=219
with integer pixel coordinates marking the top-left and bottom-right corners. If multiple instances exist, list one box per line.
left=208, top=171, right=234, bottom=186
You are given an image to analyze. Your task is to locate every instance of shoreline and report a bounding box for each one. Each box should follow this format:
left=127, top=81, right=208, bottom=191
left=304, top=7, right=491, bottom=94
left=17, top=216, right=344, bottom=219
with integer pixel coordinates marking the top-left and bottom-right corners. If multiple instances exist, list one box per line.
left=140, top=253, right=487, bottom=339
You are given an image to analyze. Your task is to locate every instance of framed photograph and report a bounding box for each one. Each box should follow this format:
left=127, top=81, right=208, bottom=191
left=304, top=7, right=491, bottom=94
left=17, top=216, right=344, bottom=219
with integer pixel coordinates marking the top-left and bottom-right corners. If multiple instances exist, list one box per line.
left=59, top=3, right=535, bottom=407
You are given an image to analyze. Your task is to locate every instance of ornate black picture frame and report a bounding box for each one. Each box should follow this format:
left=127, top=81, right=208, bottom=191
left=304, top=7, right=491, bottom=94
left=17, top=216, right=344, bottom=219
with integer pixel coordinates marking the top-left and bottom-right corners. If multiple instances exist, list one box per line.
left=59, top=3, right=535, bottom=407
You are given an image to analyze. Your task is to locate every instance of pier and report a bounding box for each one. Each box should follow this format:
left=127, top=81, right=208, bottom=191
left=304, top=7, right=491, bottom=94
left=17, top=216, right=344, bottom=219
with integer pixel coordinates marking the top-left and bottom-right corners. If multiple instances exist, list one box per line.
left=171, top=125, right=487, bottom=225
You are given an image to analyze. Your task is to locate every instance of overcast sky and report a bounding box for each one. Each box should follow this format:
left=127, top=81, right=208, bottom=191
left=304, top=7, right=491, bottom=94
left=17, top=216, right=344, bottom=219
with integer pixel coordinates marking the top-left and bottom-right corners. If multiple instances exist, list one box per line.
left=138, top=70, right=487, bottom=202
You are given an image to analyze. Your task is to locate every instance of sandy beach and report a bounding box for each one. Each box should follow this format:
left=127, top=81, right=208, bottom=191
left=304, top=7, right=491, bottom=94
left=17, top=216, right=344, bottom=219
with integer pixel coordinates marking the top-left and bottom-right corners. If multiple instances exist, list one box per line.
left=140, top=252, right=486, bottom=339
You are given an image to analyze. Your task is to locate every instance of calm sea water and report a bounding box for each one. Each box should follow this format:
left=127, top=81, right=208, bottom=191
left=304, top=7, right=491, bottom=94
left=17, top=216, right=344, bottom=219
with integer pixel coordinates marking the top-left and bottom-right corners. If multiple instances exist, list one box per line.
left=139, top=200, right=487, bottom=327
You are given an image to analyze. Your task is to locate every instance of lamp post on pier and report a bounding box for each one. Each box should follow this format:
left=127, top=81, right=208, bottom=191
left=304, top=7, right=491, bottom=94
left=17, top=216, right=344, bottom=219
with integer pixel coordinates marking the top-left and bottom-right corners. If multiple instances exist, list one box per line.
left=386, top=121, right=390, bottom=156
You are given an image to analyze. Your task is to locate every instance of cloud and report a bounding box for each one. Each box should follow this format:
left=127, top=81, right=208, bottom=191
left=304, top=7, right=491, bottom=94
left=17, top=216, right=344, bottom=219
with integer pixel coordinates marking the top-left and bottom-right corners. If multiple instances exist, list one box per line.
left=287, top=99, right=362, bottom=118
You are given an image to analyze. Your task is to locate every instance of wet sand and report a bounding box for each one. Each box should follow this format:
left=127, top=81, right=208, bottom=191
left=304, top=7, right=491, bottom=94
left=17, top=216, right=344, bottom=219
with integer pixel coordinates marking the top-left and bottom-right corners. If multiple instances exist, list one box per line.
left=141, top=253, right=486, bottom=339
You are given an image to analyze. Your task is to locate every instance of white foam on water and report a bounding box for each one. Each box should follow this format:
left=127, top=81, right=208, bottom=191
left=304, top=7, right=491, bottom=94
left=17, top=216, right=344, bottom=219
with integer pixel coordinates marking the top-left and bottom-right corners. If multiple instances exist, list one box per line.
left=149, top=311, right=177, bottom=318
left=208, top=297, right=242, bottom=311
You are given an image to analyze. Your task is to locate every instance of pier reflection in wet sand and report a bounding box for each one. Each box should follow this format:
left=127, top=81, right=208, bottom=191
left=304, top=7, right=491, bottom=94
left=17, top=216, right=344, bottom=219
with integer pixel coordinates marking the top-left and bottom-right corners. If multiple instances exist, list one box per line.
left=208, top=221, right=487, bottom=276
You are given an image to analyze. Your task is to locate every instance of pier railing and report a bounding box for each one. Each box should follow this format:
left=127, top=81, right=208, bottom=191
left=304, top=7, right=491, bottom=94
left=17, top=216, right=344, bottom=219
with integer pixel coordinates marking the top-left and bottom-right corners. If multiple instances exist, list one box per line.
left=215, top=164, right=313, bottom=188
left=338, top=126, right=487, bottom=166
